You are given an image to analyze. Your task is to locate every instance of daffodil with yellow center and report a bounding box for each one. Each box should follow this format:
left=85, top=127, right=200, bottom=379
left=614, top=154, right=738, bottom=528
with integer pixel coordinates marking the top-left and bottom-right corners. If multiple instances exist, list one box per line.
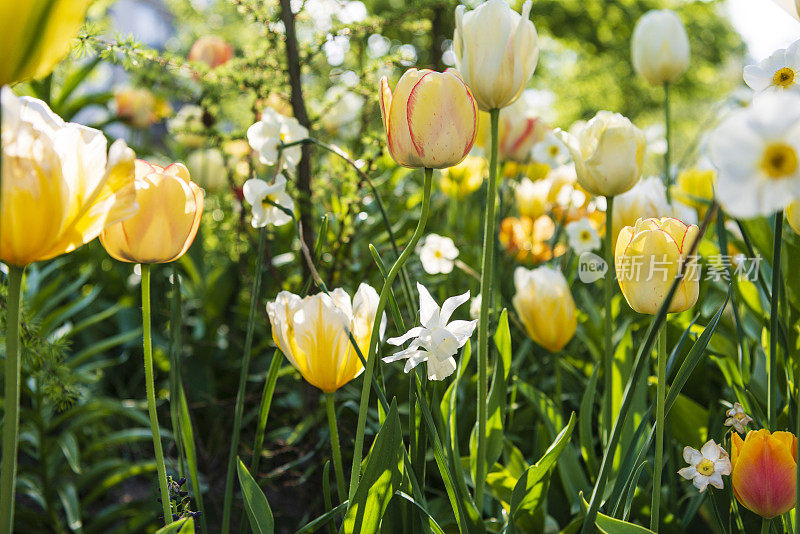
left=760, top=142, right=798, bottom=179
left=744, top=39, right=800, bottom=95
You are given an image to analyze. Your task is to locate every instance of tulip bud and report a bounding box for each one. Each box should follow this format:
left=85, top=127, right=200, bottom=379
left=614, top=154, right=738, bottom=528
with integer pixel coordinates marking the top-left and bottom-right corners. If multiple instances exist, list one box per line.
left=453, top=0, right=539, bottom=111
left=189, top=36, right=234, bottom=69
left=631, top=10, right=690, bottom=86
left=614, top=217, right=699, bottom=315
left=731, top=429, right=797, bottom=518
left=1, top=88, right=137, bottom=267
left=558, top=111, right=646, bottom=197
left=267, top=285, right=385, bottom=393
left=0, top=1, right=93, bottom=86
left=100, top=160, right=204, bottom=264
left=379, top=68, right=477, bottom=169
left=512, top=266, right=577, bottom=352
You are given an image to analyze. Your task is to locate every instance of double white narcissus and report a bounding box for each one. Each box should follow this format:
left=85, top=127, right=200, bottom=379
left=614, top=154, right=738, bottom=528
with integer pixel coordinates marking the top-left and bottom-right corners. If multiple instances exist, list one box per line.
left=100, top=161, right=204, bottom=264
left=379, top=68, right=477, bottom=169
left=631, top=10, right=690, bottom=86
left=615, top=217, right=699, bottom=315
left=0, top=87, right=137, bottom=267
left=512, top=266, right=577, bottom=353
left=558, top=111, right=647, bottom=197
left=453, top=0, right=539, bottom=111
left=267, top=285, right=385, bottom=393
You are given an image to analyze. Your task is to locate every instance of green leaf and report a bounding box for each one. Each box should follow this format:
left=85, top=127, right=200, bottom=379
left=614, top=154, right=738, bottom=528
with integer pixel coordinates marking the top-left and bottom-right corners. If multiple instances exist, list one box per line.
left=237, top=458, right=275, bottom=534
left=510, top=413, right=576, bottom=523
left=341, top=400, right=403, bottom=534
left=493, top=309, right=512, bottom=382
left=155, top=518, right=195, bottom=534
left=580, top=493, right=656, bottom=533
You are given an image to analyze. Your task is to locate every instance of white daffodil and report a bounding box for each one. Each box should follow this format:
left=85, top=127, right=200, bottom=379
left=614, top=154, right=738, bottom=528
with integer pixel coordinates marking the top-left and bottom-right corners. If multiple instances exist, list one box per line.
left=242, top=175, right=294, bottom=228
left=419, top=234, right=459, bottom=275
left=565, top=218, right=600, bottom=254
left=533, top=131, right=570, bottom=168
left=677, top=440, right=732, bottom=492
left=724, top=402, right=754, bottom=434
left=744, top=39, right=800, bottom=96
left=383, top=283, right=477, bottom=380
left=710, top=93, right=800, bottom=218
left=247, top=108, right=308, bottom=168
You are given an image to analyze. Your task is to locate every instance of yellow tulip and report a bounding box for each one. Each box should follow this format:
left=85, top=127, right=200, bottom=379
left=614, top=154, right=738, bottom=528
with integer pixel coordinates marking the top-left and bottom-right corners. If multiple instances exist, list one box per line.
left=615, top=217, right=699, bottom=315
left=0, top=88, right=136, bottom=267
left=439, top=155, right=485, bottom=199
left=515, top=177, right=551, bottom=219
left=673, top=168, right=716, bottom=217
left=558, top=111, right=646, bottom=197
left=100, top=160, right=204, bottom=263
left=379, top=68, right=477, bottom=169
left=786, top=200, right=800, bottom=234
left=267, top=285, right=385, bottom=393
left=731, top=429, right=797, bottom=518
left=0, top=0, right=93, bottom=86
left=512, top=266, right=577, bottom=352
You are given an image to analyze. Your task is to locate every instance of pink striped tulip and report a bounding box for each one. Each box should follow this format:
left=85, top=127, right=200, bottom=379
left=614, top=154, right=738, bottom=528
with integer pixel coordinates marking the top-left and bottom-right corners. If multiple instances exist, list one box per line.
left=379, top=68, right=478, bottom=169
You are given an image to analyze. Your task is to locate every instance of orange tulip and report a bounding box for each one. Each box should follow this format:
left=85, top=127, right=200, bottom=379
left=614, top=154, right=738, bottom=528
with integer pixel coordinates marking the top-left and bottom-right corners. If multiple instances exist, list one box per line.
left=188, top=36, right=233, bottom=69
left=379, top=68, right=477, bottom=169
left=100, top=160, right=204, bottom=263
left=731, top=429, right=797, bottom=519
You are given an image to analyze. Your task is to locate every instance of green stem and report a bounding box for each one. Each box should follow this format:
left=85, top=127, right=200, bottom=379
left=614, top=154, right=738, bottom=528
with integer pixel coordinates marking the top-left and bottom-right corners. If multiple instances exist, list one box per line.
left=769, top=212, right=782, bottom=430
left=762, top=518, right=770, bottom=534
left=664, top=82, right=672, bottom=202
left=141, top=264, right=173, bottom=523
left=0, top=266, right=23, bottom=534
left=554, top=355, right=563, bottom=415
left=475, top=107, right=500, bottom=511
left=325, top=394, right=347, bottom=504
left=604, top=195, right=615, bottom=442
left=169, top=265, right=185, bottom=477
left=222, top=227, right=268, bottom=534
left=651, top=327, right=667, bottom=532
left=348, top=167, right=433, bottom=501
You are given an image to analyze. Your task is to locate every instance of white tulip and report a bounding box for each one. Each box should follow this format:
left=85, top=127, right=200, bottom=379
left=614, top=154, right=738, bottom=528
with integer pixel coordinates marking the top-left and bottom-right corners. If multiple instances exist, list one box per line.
left=453, top=0, right=539, bottom=111
left=557, top=111, right=646, bottom=197
left=631, top=10, right=690, bottom=86
left=383, top=283, right=477, bottom=380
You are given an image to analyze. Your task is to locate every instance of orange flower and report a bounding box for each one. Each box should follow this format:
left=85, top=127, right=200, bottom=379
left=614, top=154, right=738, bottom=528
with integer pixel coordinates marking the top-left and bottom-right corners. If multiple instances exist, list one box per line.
left=499, top=215, right=565, bottom=265
left=731, top=429, right=797, bottom=519
left=188, top=36, right=233, bottom=68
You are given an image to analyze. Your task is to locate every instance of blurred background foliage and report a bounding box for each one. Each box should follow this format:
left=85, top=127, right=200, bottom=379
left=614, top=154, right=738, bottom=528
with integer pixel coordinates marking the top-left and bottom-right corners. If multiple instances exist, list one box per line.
left=0, top=0, right=761, bottom=531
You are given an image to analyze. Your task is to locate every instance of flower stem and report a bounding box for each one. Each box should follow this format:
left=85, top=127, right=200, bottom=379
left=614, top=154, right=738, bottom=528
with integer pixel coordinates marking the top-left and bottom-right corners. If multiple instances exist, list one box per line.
left=762, top=518, right=770, bottom=534
left=769, top=212, right=782, bottom=430
left=222, top=227, right=268, bottom=534
left=325, top=393, right=347, bottom=504
left=348, top=167, right=433, bottom=501
left=141, top=264, right=173, bottom=524
left=651, top=326, right=667, bottom=532
left=475, top=107, right=500, bottom=511
left=0, top=266, right=24, bottom=534
left=604, top=195, right=615, bottom=442
left=664, top=82, right=672, bottom=202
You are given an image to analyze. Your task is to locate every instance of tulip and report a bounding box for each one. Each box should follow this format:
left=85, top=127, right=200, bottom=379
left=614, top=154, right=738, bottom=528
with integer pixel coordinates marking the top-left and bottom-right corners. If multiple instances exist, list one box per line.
left=188, top=35, right=234, bottom=68
left=631, top=10, right=690, bottom=86
left=515, top=177, right=551, bottom=219
left=613, top=176, right=696, bottom=244
left=479, top=97, right=547, bottom=161
left=731, top=429, right=797, bottom=518
left=379, top=68, right=477, bottom=169
left=0, top=87, right=137, bottom=267
left=0, top=0, right=93, bottom=86
left=672, top=168, right=716, bottom=217
left=100, top=160, right=204, bottom=263
left=453, top=0, right=539, bottom=111
left=512, top=266, right=577, bottom=352
left=267, top=285, right=385, bottom=393
left=440, top=155, right=485, bottom=198
left=558, top=111, right=646, bottom=197
left=186, top=148, right=227, bottom=192
left=787, top=200, right=800, bottom=234
left=614, top=217, right=699, bottom=315
left=115, top=87, right=172, bottom=129
left=499, top=215, right=565, bottom=265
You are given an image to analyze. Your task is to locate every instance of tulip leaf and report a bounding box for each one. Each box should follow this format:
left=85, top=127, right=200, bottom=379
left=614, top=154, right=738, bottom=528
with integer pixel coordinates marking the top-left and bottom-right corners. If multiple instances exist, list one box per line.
left=578, top=366, right=600, bottom=475
left=509, top=413, right=576, bottom=526
left=236, top=458, right=274, bottom=534
left=341, top=400, right=403, bottom=534
left=493, top=309, right=512, bottom=382
left=580, top=493, right=656, bottom=533
left=155, top=518, right=195, bottom=534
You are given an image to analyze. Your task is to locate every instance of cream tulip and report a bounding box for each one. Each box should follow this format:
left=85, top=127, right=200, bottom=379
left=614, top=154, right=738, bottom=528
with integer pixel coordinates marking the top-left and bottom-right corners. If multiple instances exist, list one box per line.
left=558, top=111, right=646, bottom=197
left=0, top=88, right=137, bottom=267
left=100, top=161, right=204, bottom=264
left=631, top=10, right=690, bottom=86
left=379, top=68, right=477, bottom=169
left=512, top=266, right=577, bottom=352
left=267, top=285, right=385, bottom=393
left=453, top=0, right=539, bottom=111
left=615, top=217, right=699, bottom=315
